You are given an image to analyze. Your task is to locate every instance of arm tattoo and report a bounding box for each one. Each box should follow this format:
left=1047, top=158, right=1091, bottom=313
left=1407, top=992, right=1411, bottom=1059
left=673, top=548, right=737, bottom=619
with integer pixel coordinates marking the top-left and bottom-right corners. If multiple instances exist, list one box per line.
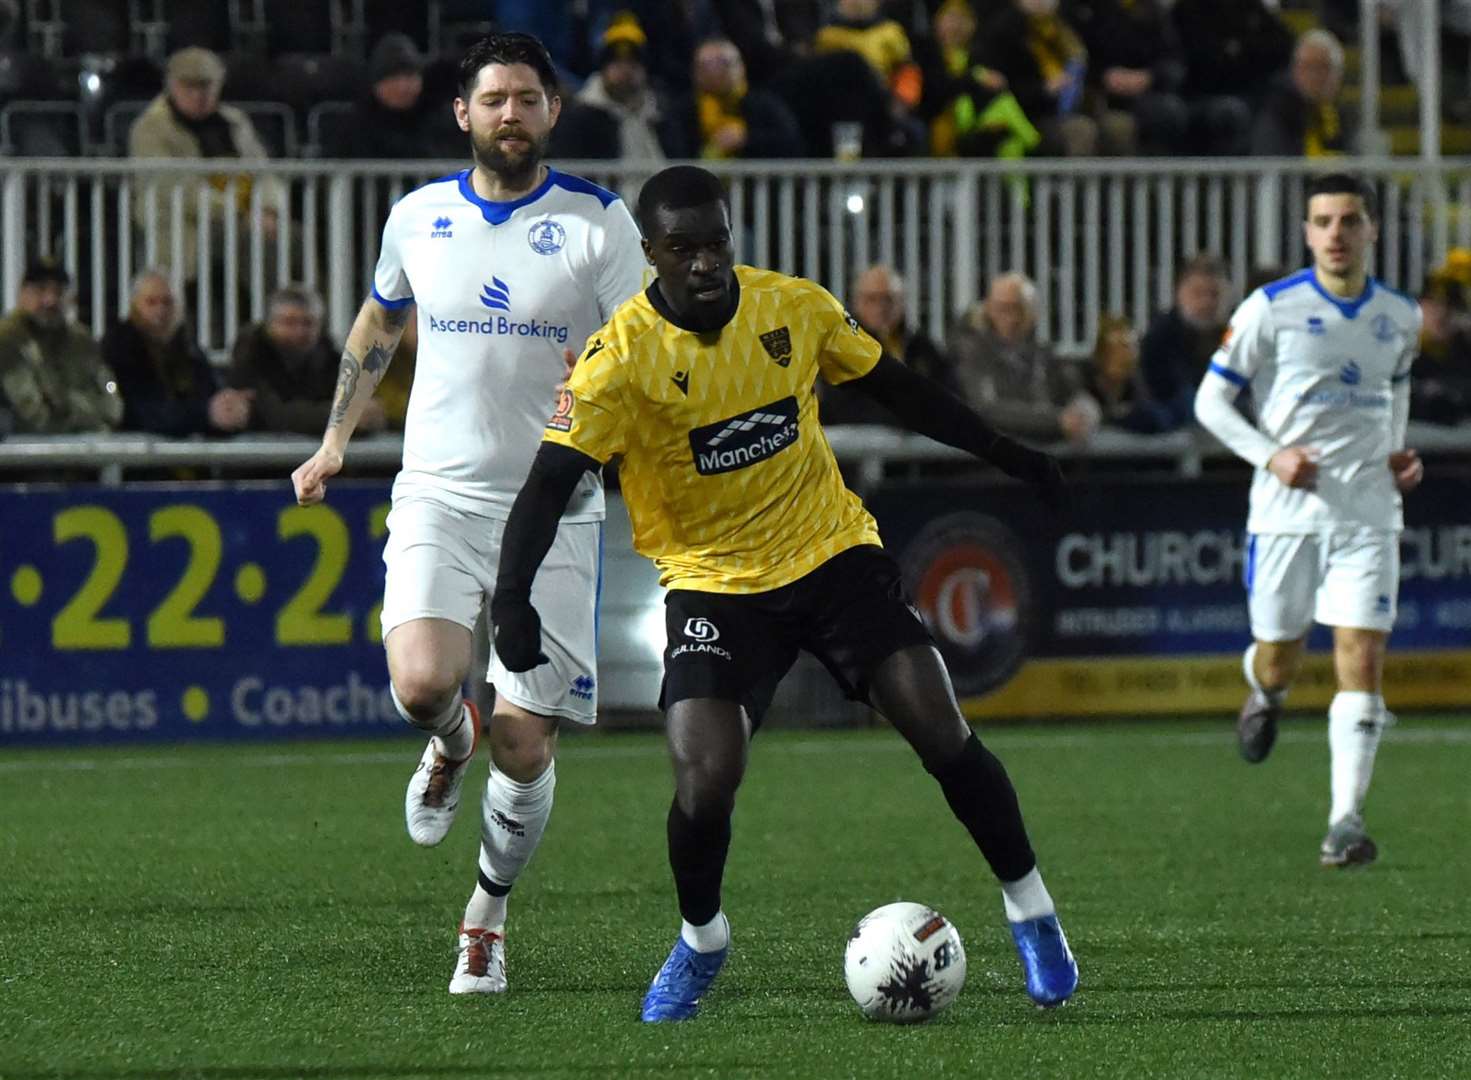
left=383, top=305, right=411, bottom=329
left=327, top=350, right=361, bottom=429
left=361, top=341, right=392, bottom=376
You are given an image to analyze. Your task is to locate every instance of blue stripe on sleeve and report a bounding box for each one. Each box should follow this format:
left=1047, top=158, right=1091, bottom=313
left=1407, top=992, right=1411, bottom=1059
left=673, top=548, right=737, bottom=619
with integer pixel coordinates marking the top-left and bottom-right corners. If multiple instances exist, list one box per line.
left=1209, top=362, right=1249, bottom=388
left=371, top=285, right=413, bottom=310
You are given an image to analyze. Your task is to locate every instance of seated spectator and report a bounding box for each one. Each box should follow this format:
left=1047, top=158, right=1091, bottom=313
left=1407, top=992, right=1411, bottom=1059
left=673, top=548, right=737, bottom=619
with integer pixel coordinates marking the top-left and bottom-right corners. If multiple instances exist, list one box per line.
left=916, top=0, right=1040, bottom=159
left=103, top=269, right=253, bottom=437
left=1250, top=30, right=1352, bottom=157
left=815, top=0, right=923, bottom=119
left=551, top=15, right=668, bottom=167
left=127, top=48, right=288, bottom=298
left=1083, top=314, right=1174, bottom=433
left=227, top=285, right=385, bottom=436
left=659, top=38, right=805, bottom=159
left=1139, top=254, right=1229, bottom=430
left=1172, top=0, right=1291, bottom=152
left=820, top=264, right=954, bottom=426
left=978, top=0, right=1135, bottom=157
left=1411, top=252, right=1471, bottom=425
left=0, top=260, right=122, bottom=435
left=325, top=34, right=463, bottom=160
left=948, top=272, right=1100, bottom=444
left=1064, top=0, right=1192, bottom=155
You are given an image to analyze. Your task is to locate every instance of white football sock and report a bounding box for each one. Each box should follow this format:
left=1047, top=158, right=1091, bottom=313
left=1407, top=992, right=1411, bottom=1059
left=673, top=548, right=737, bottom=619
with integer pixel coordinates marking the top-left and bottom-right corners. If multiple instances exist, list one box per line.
left=477, top=762, right=556, bottom=901
left=1328, top=691, right=1384, bottom=823
left=1243, top=644, right=1286, bottom=702
left=463, top=881, right=507, bottom=931
left=389, top=681, right=470, bottom=751
left=680, top=911, right=730, bottom=953
left=1001, top=866, right=1056, bottom=922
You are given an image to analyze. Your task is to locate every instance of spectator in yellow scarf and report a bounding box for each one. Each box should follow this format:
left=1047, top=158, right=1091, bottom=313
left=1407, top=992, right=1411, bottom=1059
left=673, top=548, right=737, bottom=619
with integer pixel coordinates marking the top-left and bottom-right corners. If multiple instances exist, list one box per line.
left=660, top=39, right=805, bottom=159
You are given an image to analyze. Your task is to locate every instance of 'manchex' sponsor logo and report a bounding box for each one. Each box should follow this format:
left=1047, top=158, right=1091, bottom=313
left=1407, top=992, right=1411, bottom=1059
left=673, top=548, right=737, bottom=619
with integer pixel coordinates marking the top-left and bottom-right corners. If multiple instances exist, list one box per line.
left=689, top=397, right=799, bottom=475
left=431, top=216, right=453, bottom=238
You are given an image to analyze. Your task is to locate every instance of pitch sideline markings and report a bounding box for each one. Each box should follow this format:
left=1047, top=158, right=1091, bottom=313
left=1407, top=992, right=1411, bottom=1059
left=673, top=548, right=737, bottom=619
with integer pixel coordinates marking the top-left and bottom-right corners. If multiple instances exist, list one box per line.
left=2, top=724, right=1468, bottom=773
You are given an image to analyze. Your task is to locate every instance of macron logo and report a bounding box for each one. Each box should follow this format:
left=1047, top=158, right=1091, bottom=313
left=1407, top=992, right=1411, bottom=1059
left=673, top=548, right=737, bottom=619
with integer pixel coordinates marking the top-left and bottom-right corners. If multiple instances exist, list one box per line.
left=430, top=216, right=453, bottom=239
left=480, top=276, right=511, bottom=312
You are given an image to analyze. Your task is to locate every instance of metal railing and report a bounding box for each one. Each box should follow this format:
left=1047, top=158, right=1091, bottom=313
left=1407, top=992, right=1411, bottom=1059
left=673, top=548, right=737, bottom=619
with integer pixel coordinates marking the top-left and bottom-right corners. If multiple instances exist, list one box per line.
left=3, top=156, right=1470, bottom=356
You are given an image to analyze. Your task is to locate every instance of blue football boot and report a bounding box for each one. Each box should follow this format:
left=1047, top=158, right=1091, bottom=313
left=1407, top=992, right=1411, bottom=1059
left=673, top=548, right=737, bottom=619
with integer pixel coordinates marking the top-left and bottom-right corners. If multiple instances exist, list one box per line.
left=1009, top=913, right=1078, bottom=1008
left=640, top=938, right=728, bottom=1022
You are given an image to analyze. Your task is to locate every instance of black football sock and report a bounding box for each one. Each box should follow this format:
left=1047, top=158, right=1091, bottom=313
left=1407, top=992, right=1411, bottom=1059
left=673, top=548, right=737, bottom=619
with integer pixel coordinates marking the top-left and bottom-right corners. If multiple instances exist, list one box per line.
left=666, top=799, right=731, bottom=927
left=928, top=733, right=1037, bottom=883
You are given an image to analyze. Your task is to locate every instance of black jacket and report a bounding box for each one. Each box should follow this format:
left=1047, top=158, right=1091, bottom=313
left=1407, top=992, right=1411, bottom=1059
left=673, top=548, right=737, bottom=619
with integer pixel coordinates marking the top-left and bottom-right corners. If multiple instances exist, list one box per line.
left=659, top=88, right=806, bottom=159
left=1139, top=307, right=1223, bottom=430
left=1170, top=0, right=1293, bottom=100
left=226, top=324, right=339, bottom=435
left=103, top=320, right=221, bottom=436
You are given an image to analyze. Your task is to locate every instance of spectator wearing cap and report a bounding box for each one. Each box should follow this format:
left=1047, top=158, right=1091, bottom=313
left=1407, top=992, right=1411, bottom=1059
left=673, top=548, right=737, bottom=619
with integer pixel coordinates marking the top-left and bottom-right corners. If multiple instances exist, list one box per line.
left=103, top=269, right=253, bottom=436
left=326, top=34, right=463, bottom=160
left=127, top=47, right=288, bottom=293
left=0, top=260, right=122, bottom=434
left=1250, top=29, right=1353, bottom=157
left=660, top=38, right=806, bottom=159
left=551, top=15, right=669, bottom=165
left=227, top=284, right=384, bottom=436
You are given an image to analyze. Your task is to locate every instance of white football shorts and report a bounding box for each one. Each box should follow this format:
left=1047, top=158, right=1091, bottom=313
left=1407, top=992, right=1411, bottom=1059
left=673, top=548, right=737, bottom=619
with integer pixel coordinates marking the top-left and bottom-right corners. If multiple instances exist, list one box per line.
left=380, top=496, right=602, bottom=723
left=1244, top=527, right=1399, bottom=641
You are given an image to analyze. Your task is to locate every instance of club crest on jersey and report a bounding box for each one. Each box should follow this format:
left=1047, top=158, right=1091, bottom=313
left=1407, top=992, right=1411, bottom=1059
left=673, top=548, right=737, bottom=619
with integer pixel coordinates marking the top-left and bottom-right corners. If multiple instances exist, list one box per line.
left=547, top=388, right=574, bottom=432
left=1371, top=313, right=1397, bottom=343
left=430, top=216, right=453, bottom=238
left=480, top=277, right=511, bottom=311
left=528, top=218, right=566, bottom=255
left=759, top=326, right=793, bottom=367
left=1306, top=316, right=1325, bottom=336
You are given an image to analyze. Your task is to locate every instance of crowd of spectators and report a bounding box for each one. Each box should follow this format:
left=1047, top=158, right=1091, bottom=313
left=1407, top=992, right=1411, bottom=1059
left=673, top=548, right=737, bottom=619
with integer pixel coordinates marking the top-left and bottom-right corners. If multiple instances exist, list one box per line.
left=0, top=1, right=1381, bottom=163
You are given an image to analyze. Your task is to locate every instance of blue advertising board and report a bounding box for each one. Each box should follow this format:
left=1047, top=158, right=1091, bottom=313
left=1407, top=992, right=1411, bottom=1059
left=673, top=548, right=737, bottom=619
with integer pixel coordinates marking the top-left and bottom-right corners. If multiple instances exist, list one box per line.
left=1, top=483, right=398, bottom=744
left=871, top=470, right=1471, bottom=717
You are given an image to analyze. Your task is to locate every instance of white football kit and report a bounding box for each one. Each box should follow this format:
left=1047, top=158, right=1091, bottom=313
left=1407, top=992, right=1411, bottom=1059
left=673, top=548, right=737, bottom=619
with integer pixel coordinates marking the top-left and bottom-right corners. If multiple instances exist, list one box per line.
left=373, top=167, right=646, bottom=720
left=1201, top=269, right=1420, bottom=638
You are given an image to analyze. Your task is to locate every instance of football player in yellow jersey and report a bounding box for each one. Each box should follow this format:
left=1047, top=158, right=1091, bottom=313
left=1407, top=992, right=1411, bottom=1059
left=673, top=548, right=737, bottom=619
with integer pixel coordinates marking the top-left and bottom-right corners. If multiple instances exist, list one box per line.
left=491, top=165, right=1078, bottom=1021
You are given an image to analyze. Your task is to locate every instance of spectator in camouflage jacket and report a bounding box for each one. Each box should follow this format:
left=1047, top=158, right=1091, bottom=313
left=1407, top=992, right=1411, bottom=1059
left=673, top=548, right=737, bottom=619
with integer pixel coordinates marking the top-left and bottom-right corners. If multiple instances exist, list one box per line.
left=0, top=260, right=122, bottom=434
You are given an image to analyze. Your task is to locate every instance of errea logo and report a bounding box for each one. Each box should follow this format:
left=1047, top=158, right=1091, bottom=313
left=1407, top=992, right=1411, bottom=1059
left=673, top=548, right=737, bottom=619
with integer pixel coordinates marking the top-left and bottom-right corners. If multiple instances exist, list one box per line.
left=431, top=216, right=453, bottom=239
left=689, top=397, right=799, bottom=475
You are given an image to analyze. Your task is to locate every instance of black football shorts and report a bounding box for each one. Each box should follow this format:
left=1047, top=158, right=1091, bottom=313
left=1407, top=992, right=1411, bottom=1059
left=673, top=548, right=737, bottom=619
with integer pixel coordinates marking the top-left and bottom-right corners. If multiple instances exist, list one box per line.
left=659, top=544, right=933, bottom=725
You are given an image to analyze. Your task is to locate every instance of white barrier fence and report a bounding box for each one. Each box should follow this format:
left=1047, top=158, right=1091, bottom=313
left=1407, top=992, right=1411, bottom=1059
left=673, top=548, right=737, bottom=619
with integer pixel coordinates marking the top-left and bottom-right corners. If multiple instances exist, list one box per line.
left=3, top=156, right=1470, bottom=356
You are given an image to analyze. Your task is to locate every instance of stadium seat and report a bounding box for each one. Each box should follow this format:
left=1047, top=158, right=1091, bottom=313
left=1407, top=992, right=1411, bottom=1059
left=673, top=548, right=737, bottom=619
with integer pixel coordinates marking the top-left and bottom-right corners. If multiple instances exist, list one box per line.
left=305, top=100, right=354, bottom=158
left=0, top=100, right=87, bottom=155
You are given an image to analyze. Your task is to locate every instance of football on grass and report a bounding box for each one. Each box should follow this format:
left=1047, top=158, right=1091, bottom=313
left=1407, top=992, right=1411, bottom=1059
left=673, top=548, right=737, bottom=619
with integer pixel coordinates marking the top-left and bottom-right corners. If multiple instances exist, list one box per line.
left=843, top=902, right=967, bottom=1023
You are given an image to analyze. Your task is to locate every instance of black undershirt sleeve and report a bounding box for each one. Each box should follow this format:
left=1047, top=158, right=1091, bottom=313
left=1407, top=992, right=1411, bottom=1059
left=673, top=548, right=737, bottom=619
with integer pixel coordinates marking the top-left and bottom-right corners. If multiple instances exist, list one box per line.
left=493, top=441, right=603, bottom=605
left=844, top=354, right=1063, bottom=488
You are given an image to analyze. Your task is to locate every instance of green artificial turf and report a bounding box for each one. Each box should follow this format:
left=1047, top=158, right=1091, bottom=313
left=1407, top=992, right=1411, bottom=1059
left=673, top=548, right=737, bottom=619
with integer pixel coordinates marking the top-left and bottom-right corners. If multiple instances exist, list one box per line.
left=3, top=718, right=1469, bottom=1080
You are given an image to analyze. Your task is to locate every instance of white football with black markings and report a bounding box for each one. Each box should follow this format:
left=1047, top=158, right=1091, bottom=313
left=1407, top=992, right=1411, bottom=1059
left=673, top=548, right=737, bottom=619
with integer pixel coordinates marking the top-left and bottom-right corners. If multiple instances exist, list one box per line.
left=844, top=901, right=967, bottom=1023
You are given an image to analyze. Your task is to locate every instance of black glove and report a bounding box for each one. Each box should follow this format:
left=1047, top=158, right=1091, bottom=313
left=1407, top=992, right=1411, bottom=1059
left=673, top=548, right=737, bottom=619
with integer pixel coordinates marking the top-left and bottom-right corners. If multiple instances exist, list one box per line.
left=986, top=436, right=1068, bottom=510
left=490, top=593, right=549, bottom=672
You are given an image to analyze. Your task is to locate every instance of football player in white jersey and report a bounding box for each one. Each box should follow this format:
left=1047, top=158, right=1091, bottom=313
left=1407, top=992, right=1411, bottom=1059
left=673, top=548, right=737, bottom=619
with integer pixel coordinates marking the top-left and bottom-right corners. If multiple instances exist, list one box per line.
left=1194, top=173, right=1422, bottom=867
left=291, top=33, right=646, bottom=992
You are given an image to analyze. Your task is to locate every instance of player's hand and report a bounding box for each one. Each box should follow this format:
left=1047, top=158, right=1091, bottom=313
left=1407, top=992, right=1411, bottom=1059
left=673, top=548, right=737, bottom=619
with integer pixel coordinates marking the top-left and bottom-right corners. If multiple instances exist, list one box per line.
left=987, top=435, right=1068, bottom=510
left=490, top=593, right=549, bottom=672
left=1389, top=448, right=1423, bottom=492
left=291, top=445, right=344, bottom=505
left=1267, top=446, right=1319, bottom=490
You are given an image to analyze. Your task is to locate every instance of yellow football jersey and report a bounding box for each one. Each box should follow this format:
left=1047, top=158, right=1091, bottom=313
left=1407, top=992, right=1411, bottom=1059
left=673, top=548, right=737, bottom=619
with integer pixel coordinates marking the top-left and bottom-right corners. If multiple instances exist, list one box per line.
left=543, top=265, right=884, bottom=593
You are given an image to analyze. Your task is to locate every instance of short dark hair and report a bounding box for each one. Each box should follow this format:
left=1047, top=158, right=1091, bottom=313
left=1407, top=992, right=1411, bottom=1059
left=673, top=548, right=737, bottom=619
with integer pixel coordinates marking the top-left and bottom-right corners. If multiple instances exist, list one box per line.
left=1176, top=252, right=1228, bottom=287
left=458, top=32, right=559, bottom=98
left=636, top=165, right=729, bottom=235
left=1304, top=173, right=1376, bottom=220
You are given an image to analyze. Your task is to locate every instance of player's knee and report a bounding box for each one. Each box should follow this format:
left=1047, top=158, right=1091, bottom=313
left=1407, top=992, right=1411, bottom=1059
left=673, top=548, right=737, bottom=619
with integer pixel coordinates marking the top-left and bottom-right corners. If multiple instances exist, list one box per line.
left=674, top=763, right=738, bottom=820
left=389, top=659, right=461, bottom=721
left=488, top=727, right=554, bottom=782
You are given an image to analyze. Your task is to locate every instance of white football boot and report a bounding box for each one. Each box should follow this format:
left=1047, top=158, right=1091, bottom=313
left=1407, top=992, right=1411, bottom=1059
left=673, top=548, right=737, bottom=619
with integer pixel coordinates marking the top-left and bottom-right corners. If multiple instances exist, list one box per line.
left=449, top=923, right=507, bottom=994
left=404, top=701, right=480, bottom=847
